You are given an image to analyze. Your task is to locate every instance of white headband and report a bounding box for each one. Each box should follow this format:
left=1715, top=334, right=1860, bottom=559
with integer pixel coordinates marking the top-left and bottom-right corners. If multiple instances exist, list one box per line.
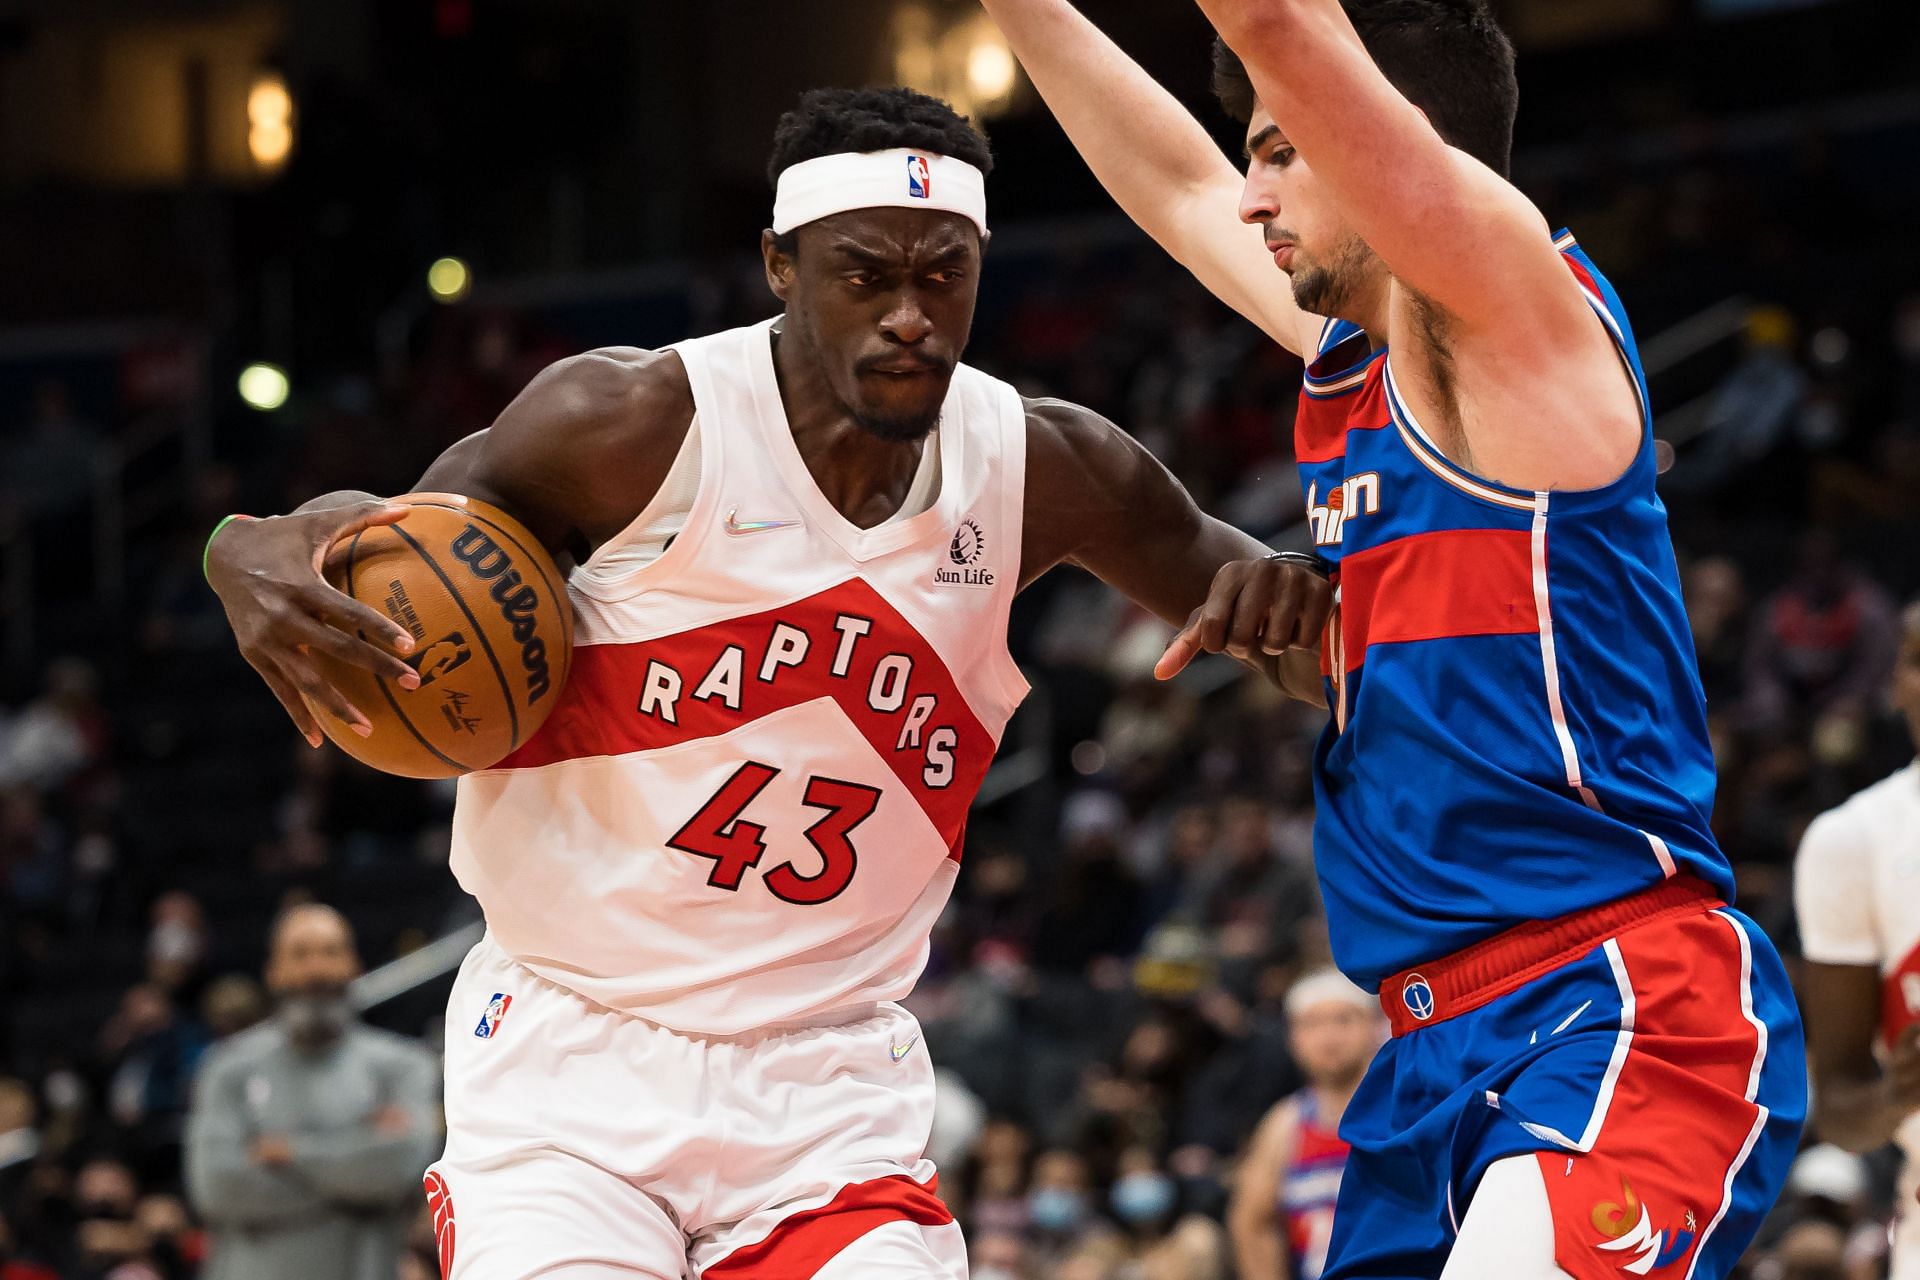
left=1284, top=968, right=1379, bottom=1020
left=773, top=148, right=989, bottom=239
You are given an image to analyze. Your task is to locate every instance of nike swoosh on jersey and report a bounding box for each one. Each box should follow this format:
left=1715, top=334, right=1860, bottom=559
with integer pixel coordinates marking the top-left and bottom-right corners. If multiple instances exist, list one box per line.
left=725, top=507, right=803, bottom=536
left=889, top=1035, right=919, bottom=1063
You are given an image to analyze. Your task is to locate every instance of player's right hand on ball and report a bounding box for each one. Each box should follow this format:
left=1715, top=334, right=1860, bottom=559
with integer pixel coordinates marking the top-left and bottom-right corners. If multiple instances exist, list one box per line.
left=206, top=501, right=422, bottom=746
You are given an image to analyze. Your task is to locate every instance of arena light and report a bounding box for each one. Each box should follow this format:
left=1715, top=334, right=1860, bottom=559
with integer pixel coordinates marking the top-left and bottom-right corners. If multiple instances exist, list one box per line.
left=248, top=73, right=295, bottom=172
left=966, top=32, right=1018, bottom=107
left=427, top=256, right=472, bottom=304
left=238, top=363, right=290, bottom=412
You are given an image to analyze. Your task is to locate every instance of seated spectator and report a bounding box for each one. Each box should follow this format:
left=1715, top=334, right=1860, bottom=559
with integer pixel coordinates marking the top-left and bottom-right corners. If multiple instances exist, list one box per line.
left=0, top=1080, right=37, bottom=1242
left=1, top=380, right=103, bottom=520
left=97, top=983, right=207, bottom=1165
left=0, top=1210, right=57, bottom=1280
left=0, top=658, right=110, bottom=794
left=1743, top=532, right=1899, bottom=738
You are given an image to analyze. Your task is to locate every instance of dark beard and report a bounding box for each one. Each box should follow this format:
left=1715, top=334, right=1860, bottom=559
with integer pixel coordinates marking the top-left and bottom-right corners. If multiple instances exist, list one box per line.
left=851, top=405, right=942, bottom=442
left=1291, top=234, right=1375, bottom=319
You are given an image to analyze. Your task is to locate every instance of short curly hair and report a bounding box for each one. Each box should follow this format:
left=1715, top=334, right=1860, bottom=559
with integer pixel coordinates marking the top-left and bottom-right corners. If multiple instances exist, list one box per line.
left=766, top=86, right=994, bottom=190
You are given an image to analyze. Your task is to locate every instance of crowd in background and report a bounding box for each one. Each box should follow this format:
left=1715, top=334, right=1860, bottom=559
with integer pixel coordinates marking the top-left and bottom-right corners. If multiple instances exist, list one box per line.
left=1, top=112, right=1919, bottom=1279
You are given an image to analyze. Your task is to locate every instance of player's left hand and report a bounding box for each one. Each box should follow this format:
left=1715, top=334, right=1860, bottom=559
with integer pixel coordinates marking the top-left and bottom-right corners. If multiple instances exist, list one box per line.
left=1155, top=554, right=1332, bottom=680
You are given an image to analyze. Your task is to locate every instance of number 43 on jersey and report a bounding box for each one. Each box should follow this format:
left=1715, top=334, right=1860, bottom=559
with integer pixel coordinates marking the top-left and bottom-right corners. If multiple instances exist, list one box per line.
left=668, top=762, right=882, bottom=906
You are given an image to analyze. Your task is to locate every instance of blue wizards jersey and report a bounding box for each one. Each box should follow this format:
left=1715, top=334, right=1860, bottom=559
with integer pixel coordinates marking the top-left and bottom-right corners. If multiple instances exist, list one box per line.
left=1297, top=231, right=1732, bottom=991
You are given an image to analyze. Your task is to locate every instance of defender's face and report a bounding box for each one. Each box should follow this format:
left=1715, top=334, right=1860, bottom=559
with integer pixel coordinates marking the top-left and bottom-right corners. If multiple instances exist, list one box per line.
left=765, top=207, right=982, bottom=442
left=1239, top=104, right=1377, bottom=320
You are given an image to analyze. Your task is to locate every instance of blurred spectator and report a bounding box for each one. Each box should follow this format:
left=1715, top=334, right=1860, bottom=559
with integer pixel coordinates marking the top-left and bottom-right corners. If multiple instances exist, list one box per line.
left=1026, top=1147, right=1114, bottom=1271
left=1752, top=1219, right=1850, bottom=1280
left=1228, top=971, right=1384, bottom=1280
left=1, top=381, right=103, bottom=519
left=1675, top=307, right=1807, bottom=493
left=0, top=1082, right=36, bottom=1206
left=0, top=658, right=110, bottom=794
left=185, top=905, right=439, bottom=1280
left=98, top=984, right=207, bottom=1171
left=144, top=894, right=208, bottom=998
left=0, top=1208, right=58, bottom=1280
left=1687, top=556, right=1751, bottom=712
left=1744, top=533, right=1900, bottom=739
left=197, top=978, right=267, bottom=1044
left=1031, top=797, right=1148, bottom=977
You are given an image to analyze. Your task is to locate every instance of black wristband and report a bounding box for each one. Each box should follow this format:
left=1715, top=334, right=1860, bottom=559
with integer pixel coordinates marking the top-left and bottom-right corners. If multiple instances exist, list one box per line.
left=1265, top=550, right=1332, bottom=579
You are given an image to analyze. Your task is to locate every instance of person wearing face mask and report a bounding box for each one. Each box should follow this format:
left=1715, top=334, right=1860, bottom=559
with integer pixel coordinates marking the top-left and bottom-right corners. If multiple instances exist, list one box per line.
left=184, top=905, right=440, bottom=1280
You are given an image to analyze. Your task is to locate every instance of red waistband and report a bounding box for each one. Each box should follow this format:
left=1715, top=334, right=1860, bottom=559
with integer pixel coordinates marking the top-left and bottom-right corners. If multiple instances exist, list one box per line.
left=1378, top=875, right=1724, bottom=1037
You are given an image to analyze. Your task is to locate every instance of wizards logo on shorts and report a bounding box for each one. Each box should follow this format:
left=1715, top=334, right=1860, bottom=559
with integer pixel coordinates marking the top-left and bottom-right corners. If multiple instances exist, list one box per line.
left=474, top=992, right=512, bottom=1040
left=1402, top=973, right=1436, bottom=1022
left=906, top=155, right=932, bottom=199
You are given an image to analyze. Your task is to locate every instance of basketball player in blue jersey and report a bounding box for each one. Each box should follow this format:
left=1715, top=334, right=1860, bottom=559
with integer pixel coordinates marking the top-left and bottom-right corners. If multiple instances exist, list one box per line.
left=982, top=0, right=1806, bottom=1276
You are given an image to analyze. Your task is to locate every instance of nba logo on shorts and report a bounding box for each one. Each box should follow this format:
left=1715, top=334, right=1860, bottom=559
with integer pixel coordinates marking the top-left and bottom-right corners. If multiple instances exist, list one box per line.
left=1401, top=973, right=1436, bottom=1022
left=906, top=155, right=931, bottom=199
left=474, top=992, right=512, bottom=1039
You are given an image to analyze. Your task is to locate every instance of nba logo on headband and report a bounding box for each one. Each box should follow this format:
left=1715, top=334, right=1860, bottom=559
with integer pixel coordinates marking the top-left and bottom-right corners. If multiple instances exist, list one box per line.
left=907, top=155, right=932, bottom=199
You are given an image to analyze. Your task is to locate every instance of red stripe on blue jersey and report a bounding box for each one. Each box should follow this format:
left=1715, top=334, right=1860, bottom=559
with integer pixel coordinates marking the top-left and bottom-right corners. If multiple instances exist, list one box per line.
left=1332, top=528, right=1535, bottom=671
left=1296, top=232, right=1733, bottom=992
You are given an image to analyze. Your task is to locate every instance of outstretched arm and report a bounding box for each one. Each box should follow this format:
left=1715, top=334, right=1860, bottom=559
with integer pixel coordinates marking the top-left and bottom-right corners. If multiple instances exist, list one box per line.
left=1020, top=398, right=1327, bottom=705
left=980, top=0, right=1318, bottom=355
left=1194, top=0, right=1565, bottom=334
left=1197, top=0, right=1640, bottom=488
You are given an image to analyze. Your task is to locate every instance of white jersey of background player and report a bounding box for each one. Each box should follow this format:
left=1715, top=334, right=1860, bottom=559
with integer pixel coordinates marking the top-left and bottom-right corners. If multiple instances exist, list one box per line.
left=1797, top=600, right=1920, bottom=1280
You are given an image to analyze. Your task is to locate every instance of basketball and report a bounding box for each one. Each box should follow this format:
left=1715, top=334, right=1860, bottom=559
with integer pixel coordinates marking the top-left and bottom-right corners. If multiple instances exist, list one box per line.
left=304, top=492, right=574, bottom=778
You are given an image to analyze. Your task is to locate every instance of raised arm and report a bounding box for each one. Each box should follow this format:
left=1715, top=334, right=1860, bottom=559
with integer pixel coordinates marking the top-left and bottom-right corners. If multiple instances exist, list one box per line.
left=980, top=0, right=1317, bottom=355
left=1197, top=0, right=1641, bottom=488
left=1195, top=0, right=1565, bottom=334
left=1019, top=398, right=1327, bottom=705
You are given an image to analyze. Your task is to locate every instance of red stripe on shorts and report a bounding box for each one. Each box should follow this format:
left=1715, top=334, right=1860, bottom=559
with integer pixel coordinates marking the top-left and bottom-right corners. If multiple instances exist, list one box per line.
left=423, top=1170, right=456, bottom=1278
left=703, top=1174, right=953, bottom=1279
left=1535, top=910, right=1766, bottom=1279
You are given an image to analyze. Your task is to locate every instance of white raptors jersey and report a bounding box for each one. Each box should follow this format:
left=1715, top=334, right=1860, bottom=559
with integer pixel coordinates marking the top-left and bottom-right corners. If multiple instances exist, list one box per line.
left=1795, top=760, right=1920, bottom=1274
left=449, top=318, right=1029, bottom=1035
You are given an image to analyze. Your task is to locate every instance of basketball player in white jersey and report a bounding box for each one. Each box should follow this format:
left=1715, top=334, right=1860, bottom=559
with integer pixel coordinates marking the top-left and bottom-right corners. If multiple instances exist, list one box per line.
left=205, top=87, right=1333, bottom=1278
left=1795, top=600, right=1920, bottom=1280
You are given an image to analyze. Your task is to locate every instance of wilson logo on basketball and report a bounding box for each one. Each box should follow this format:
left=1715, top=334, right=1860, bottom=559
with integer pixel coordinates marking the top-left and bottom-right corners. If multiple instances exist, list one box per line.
left=449, top=526, right=554, bottom=703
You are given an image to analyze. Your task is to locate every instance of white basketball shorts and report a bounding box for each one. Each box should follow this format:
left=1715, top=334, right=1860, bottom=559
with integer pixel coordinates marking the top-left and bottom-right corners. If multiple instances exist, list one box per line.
left=422, top=934, right=966, bottom=1279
